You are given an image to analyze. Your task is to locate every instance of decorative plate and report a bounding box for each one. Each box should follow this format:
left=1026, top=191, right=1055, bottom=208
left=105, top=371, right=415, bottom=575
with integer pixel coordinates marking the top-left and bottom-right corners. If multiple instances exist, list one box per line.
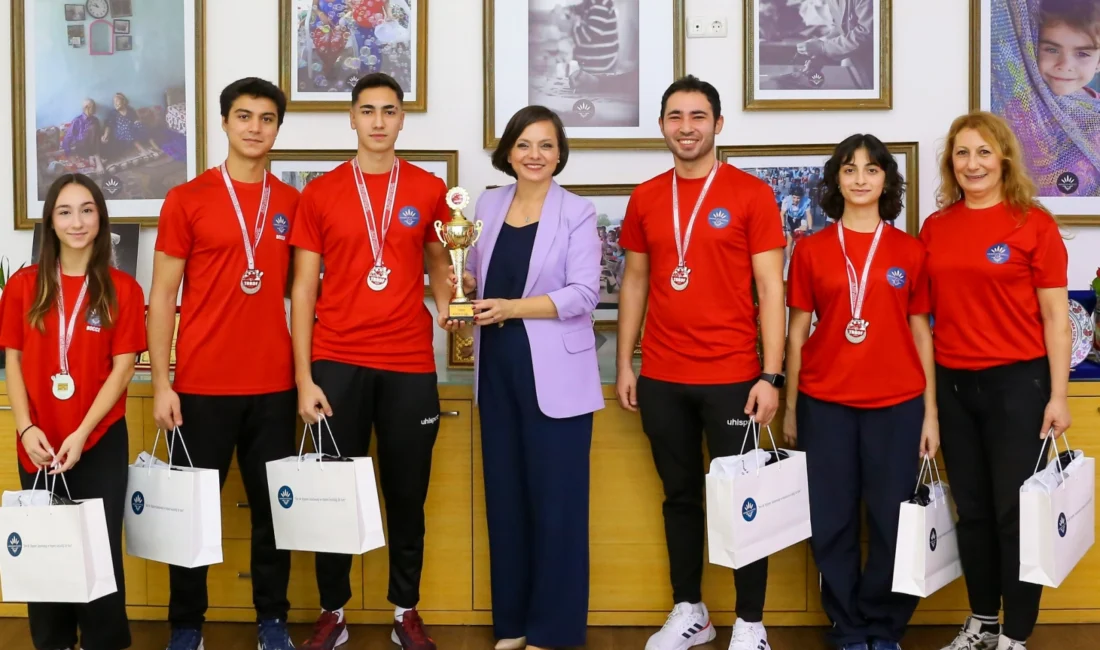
left=1069, top=299, right=1094, bottom=368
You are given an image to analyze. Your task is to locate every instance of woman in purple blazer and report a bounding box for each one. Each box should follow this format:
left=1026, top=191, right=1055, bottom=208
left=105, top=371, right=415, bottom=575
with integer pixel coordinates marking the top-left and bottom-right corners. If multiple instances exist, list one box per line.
left=457, top=105, right=603, bottom=650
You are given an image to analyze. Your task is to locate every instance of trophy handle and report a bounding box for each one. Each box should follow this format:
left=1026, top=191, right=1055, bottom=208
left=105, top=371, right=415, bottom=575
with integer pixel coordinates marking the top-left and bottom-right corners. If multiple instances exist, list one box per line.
left=433, top=220, right=447, bottom=246
left=471, top=219, right=485, bottom=246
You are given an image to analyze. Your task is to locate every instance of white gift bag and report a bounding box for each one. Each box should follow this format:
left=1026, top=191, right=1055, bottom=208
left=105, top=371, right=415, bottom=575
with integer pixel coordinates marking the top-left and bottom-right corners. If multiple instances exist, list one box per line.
left=706, top=422, right=812, bottom=569
left=0, top=471, right=117, bottom=603
left=892, top=457, right=963, bottom=597
left=1020, top=434, right=1095, bottom=587
left=124, top=428, right=223, bottom=568
left=266, top=416, right=385, bottom=555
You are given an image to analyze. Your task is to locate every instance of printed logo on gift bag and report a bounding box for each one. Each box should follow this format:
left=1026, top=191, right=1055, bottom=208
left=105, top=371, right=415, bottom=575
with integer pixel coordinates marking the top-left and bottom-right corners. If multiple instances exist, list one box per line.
left=278, top=486, right=294, bottom=509
left=742, top=497, right=758, bottom=522
left=6, top=532, right=22, bottom=557
left=131, top=491, right=145, bottom=515
left=929, top=527, right=938, bottom=551
left=1058, top=512, right=1068, bottom=538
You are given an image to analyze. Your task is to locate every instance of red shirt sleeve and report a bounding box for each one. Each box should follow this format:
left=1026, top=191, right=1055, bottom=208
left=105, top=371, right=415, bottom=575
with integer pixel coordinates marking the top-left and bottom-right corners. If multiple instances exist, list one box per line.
left=618, top=192, right=647, bottom=253
left=918, top=215, right=933, bottom=247
left=908, top=245, right=931, bottom=315
left=289, top=184, right=323, bottom=254
left=155, top=188, right=193, bottom=259
left=786, top=240, right=815, bottom=312
left=426, top=177, right=450, bottom=245
left=0, top=270, right=28, bottom=351
left=1029, top=209, right=1069, bottom=288
left=110, top=276, right=147, bottom=356
left=746, top=181, right=786, bottom=254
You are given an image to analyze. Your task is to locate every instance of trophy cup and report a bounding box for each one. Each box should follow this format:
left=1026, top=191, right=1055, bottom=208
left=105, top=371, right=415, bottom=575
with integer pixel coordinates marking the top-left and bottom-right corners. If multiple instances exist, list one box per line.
left=434, top=187, right=483, bottom=322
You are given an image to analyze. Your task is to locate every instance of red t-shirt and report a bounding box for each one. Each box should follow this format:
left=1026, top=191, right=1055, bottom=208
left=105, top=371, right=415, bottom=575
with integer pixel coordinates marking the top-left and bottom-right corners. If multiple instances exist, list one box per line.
left=289, top=159, right=449, bottom=372
left=0, top=266, right=146, bottom=473
left=155, top=168, right=300, bottom=395
left=919, top=202, right=1068, bottom=370
left=619, top=163, right=786, bottom=384
left=787, top=223, right=930, bottom=408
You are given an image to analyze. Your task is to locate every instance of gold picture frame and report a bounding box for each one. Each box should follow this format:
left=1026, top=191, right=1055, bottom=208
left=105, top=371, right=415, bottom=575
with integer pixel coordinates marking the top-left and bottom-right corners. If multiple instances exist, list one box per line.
left=278, top=0, right=429, bottom=113
left=743, top=0, right=892, bottom=111
left=483, top=0, right=685, bottom=150
left=136, top=307, right=180, bottom=371
left=12, top=0, right=207, bottom=229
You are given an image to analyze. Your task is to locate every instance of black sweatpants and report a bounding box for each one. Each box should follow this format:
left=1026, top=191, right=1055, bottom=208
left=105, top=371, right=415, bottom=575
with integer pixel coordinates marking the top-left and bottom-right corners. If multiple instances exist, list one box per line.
left=637, top=375, right=769, bottom=622
left=168, top=389, right=297, bottom=628
left=797, top=392, right=923, bottom=646
left=310, top=359, right=441, bottom=610
left=18, top=418, right=130, bottom=650
left=936, top=357, right=1051, bottom=642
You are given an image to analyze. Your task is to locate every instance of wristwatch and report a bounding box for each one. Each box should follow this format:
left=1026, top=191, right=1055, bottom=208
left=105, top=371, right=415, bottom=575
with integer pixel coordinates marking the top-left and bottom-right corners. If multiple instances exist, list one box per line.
left=759, top=373, right=785, bottom=389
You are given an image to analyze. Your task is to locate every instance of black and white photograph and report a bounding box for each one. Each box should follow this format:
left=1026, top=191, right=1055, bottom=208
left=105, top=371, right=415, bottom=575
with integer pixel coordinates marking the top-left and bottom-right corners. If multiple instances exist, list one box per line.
left=12, top=0, right=206, bottom=228
left=31, top=223, right=140, bottom=281
left=972, top=0, right=1100, bottom=223
left=527, top=0, right=640, bottom=128
left=279, top=0, right=428, bottom=112
left=745, top=0, right=891, bottom=110
left=110, top=0, right=133, bottom=18
left=64, top=4, right=85, bottom=21
left=486, top=0, right=683, bottom=148
left=114, top=19, right=130, bottom=34
left=717, top=143, right=918, bottom=279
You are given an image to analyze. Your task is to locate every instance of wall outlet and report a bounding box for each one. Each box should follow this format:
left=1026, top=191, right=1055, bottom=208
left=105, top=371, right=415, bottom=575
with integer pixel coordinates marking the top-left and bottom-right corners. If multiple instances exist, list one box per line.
left=687, top=15, right=727, bottom=38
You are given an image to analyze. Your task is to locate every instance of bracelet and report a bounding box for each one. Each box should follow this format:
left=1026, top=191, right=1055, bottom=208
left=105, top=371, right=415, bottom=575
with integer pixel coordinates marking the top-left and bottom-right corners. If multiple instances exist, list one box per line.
left=18, top=424, right=35, bottom=439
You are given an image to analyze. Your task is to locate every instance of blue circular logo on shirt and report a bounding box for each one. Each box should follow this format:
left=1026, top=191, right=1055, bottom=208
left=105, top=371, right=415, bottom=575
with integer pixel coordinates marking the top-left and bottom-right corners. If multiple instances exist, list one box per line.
left=278, top=486, right=294, bottom=509
left=398, top=206, right=420, bottom=227
left=708, top=207, right=731, bottom=229
left=887, top=267, right=907, bottom=288
left=986, top=243, right=1010, bottom=264
left=7, top=532, right=22, bottom=557
left=1058, top=512, right=1068, bottom=538
left=273, top=214, right=290, bottom=236
left=742, top=498, right=758, bottom=522
left=131, top=491, right=145, bottom=515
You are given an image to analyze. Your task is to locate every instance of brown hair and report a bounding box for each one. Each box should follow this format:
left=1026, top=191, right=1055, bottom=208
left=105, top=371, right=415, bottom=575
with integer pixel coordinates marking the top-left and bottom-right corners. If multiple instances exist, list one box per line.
left=935, top=110, right=1054, bottom=221
left=1040, top=0, right=1100, bottom=47
left=492, top=105, right=569, bottom=178
left=28, top=174, right=117, bottom=332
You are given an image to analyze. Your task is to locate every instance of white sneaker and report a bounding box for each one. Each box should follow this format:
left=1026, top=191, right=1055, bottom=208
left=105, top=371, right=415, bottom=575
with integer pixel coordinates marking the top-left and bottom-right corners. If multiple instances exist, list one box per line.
left=941, top=616, right=999, bottom=650
left=996, top=636, right=1027, bottom=650
left=645, top=602, right=716, bottom=650
left=729, top=618, right=770, bottom=650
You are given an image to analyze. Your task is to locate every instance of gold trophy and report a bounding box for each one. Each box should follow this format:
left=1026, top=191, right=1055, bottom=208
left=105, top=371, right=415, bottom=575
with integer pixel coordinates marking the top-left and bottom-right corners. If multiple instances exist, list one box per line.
left=435, top=187, right=483, bottom=322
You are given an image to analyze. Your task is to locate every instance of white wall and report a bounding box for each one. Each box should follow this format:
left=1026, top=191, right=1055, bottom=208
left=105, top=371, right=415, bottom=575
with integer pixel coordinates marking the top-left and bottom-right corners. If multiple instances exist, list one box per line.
left=0, top=0, right=1096, bottom=290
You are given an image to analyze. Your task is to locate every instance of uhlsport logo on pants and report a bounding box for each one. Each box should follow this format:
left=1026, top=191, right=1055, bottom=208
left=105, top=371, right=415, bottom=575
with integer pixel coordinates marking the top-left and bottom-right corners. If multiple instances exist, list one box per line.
left=7, top=532, right=22, bottom=557
left=131, top=491, right=145, bottom=515
left=929, top=527, right=938, bottom=551
left=278, top=486, right=294, bottom=509
left=742, top=498, right=758, bottom=522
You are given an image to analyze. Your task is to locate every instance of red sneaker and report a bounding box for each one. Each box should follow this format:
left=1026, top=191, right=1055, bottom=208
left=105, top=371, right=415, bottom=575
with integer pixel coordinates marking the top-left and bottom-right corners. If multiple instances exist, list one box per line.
left=299, top=610, right=348, bottom=649
left=390, top=609, right=436, bottom=650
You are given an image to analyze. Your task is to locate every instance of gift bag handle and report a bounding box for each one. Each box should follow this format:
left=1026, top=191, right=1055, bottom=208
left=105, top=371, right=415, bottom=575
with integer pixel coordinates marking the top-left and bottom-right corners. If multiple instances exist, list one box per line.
left=148, top=427, right=195, bottom=475
left=27, top=466, right=72, bottom=511
left=913, top=455, right=946, bottom=509
left=1032, top=430, right=1073, bottom=490
left=736, top=419, right=780, bottom=477
left=297, top=414, right=343, bottom=471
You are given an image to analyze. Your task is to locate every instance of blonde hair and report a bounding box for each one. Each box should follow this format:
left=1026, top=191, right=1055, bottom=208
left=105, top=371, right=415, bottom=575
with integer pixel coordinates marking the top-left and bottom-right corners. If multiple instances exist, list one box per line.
left=935, top=111, right=1054, bottom=222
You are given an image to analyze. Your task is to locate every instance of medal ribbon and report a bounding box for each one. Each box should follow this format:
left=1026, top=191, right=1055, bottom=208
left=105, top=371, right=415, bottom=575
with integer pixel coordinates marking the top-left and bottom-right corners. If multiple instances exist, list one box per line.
left=352, top=158, right=400, bottom=269
left=55, top=263, right=89, bottom=376
left=837, top=220, right=884, bottom=322
left=672, top=159, right=722, bottom=269
left=220, top=163, right=271, bottom=272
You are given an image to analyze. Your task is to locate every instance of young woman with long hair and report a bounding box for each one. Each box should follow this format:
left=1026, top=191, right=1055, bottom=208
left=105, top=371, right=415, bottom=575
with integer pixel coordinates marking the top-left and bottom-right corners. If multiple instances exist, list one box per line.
left=0, top=173, right=146, bottom=650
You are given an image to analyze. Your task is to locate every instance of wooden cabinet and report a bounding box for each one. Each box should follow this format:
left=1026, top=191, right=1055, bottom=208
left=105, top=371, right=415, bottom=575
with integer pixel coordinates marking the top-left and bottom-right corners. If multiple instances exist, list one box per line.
left=0, top=380, right=1097, bottom=625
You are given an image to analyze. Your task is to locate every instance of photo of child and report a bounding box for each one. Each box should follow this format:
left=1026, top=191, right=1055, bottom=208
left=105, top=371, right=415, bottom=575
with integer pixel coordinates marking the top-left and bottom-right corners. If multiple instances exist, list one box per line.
left=756, top=0, right=877, bottom=91
left=743, top=165, right=829, bottom=277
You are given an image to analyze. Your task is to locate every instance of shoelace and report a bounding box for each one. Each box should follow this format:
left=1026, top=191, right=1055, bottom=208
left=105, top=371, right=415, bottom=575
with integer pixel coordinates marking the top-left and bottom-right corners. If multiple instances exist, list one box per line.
left=948, top=628, right=984, bottom=649
left=168, top=628, right=203, bottom=650
left=732, top=625, right=759, bottom=644
left=401, top=611, right=432, bottom=643
left=259, top=620, right=291, bottom=649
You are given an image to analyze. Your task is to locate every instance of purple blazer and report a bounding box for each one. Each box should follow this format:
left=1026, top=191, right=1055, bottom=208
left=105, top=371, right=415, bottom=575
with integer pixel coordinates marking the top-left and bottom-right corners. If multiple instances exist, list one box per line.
left=466, top=182, right=605, bottom=419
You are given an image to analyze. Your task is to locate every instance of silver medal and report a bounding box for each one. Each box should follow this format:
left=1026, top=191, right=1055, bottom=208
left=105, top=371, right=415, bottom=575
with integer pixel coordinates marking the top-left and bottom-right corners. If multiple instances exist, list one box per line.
left=367, top=265, right=391, bottom=291
left=838, top=221, right=884, bottom=345
left=241, top=269, right=263, bottom=294
left=671, top=265, right=690, bottom=291
left=844, top=319, right=868, bottom=344
left=353, top=157, right=400, bottom=292
left=670, top=160, right=722, bottom=292
left=220, top=164, right=271, bottom=297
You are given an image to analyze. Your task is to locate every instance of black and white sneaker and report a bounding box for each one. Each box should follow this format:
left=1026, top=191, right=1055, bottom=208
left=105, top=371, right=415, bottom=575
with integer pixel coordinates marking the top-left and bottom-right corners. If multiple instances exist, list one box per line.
left=728, top=617, right=770, bottom=650
left=644, top=602, right=716, bottom=650
left=996, top=636, right=1027, bottom=650
left=940, top=616, right=999, bottom=650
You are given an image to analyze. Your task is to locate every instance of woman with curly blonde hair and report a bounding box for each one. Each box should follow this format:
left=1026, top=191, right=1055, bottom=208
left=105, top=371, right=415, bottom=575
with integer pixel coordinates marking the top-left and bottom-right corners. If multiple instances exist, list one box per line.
left=920, top=111, right=1071, bottom=650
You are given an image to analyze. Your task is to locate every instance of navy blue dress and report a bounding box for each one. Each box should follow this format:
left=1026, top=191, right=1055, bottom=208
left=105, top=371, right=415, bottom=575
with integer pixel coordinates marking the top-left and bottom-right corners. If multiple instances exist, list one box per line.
left=478, top=221, right=593, bottom=648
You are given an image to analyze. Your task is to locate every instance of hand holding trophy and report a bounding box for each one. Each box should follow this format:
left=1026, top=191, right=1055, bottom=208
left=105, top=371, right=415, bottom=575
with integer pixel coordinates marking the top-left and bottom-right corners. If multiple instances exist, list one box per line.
left=434, top=187, right=483, bottom=323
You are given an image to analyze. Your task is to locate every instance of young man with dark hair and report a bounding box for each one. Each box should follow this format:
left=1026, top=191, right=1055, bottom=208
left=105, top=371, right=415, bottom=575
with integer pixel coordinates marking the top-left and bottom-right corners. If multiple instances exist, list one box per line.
left=150, top=76, right=298, bottom=650
left=289, top=72, right=455, bottom=650
left=616, top=74, right=787, bottom=650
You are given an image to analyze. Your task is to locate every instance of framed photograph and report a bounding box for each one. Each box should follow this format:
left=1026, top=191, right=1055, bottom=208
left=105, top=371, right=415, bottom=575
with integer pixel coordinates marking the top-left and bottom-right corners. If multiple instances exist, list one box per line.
left=67, top=25, right=85, bottom=48
left=114, top=19, right=130, bottom=34
left=115, top=34, right=132, bottom=51
left=744, top=0, right=892, bottom=110
left=484, top=0, right=685, bottom=149
left=12, top=0, right=206, bottom=229
left=110, top=0, right=133, bottom=18
left=64, top=4, right=85, bottom=21
left=556, top=184, right=634, bottom=324
left=717, top=142, right=919, bottom=280
left=136, top=307, right=180, bottom=370
left=278, top=0, right=428, bottom=113
left=970, top=0, right=1100, bottom=224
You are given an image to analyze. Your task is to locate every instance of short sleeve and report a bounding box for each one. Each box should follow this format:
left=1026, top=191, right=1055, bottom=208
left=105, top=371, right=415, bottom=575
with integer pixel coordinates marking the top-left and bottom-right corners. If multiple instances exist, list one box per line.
left=154, top=189, right=193, bottom=259
left=618, top=192, right=647, bottom=253
left=289, top=185, right=324, bottom=254
left=918, top=215, right=933, bottom=247
left=1030, top=210, right=1069, bottom=288
left=110, top=277, right=147, bottom=356
left=908, top=244, right=931, bottom=316
left=786, top=241, right=815, bottom=312
left=426, top=177, right=450, bottom=245
left=745, top=181, right=786, bottom=255
left=0, top=270, right=29, bottom=351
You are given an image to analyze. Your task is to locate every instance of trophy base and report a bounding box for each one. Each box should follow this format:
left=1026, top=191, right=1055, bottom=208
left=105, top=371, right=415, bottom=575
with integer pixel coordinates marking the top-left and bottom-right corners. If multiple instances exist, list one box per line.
left=448, top=302, right=475, bottom=323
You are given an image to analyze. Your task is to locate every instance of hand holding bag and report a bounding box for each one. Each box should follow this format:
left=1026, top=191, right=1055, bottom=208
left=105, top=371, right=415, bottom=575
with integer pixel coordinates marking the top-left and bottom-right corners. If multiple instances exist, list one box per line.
left=891, top=456, right=963, bottom=597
